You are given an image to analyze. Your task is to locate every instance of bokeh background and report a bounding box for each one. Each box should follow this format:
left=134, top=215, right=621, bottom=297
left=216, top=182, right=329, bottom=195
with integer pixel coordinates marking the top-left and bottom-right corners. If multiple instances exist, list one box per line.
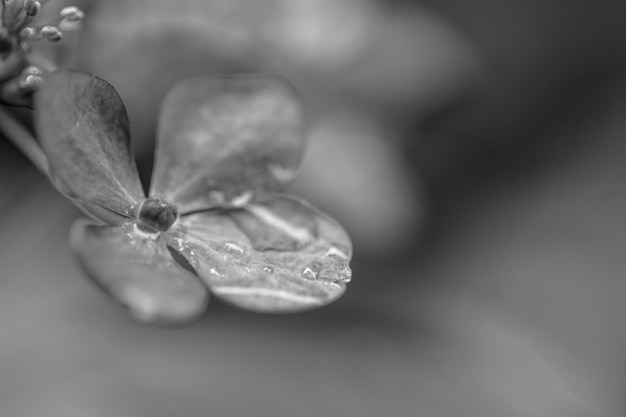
left=2, top=0, right=626, bottom=416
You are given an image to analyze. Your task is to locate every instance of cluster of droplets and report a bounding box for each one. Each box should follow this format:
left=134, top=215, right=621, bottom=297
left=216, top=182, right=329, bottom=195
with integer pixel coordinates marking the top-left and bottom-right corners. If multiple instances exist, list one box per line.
left=171, top=236, right=196, bottom=259
left=300, top=251, right=352, bottom=285
left=222, top=239, right=352, bottom=285
left=123, top=197, right=352, bottom=288
left=0, top=0, right=84, bottom=106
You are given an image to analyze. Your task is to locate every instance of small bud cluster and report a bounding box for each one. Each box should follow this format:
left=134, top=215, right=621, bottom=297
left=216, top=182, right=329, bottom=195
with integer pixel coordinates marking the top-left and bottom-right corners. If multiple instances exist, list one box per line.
left=0, top=0, right=84, bottom=106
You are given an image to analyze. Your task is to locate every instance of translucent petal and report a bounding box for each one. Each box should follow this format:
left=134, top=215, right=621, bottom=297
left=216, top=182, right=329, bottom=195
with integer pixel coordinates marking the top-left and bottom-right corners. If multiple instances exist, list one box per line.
left=70, top=220, right=209, bottom=325
left=34, top=70, right=144, bottom=222
left=150, top=75, right=305, bottom=213
left=167, top=196, right=352, bottom=313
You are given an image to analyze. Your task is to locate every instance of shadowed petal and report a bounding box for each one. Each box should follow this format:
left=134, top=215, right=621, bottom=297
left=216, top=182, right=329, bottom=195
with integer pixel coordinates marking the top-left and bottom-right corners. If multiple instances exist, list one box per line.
left=150, top=75, right=306, bottom=213
left=167, top=196, right=352, bottom=312
left=70, top=220, right=209, bottom=325
left=35, top=70, right=144, bottom=222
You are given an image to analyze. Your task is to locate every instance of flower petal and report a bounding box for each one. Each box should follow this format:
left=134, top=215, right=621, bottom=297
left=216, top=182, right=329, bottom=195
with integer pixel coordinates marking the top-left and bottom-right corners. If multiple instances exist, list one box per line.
left=34, top=70, right=144, bottom=222
left=167, top=196, right=352, bottom=312
left=150, top=75, right=306, bottom=213
left=70, top=220, right=209, bottom=325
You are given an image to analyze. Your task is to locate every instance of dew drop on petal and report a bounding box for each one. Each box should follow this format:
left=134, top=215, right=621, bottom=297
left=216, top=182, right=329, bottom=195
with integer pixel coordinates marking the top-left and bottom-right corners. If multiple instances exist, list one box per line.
left=169, top=236, right=197, bottom=260
left=302, top=266, right=318, bottom=280
left=230, top=191, right=254, bottom=207
left=224, top=242, right=245, bottom=255
left=173, top=237, right=186, bottom=251
left=339, top=267, right=353, bottom=283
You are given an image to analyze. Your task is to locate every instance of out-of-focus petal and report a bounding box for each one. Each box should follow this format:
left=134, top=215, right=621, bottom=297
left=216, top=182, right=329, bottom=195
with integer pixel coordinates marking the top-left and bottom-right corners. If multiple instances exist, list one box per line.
left=34, top=70, right=144, bottom=222
left=167, top=195, right=352, bottom=312
left=291, top=111, right=427, bottom=258
left=150, top=75, right=306, bottom=213
left=70, top=220, right=209, bottom=325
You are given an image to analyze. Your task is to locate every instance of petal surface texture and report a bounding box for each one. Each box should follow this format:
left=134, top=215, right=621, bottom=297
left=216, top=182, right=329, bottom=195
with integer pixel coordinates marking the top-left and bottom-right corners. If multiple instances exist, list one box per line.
left=167, top=196, right=352, bottom=312
left=35, top=70, right=144, bottom=222
left=71, top=220, right=209, bottom=325
left=150, top=75, right=305, bottom=213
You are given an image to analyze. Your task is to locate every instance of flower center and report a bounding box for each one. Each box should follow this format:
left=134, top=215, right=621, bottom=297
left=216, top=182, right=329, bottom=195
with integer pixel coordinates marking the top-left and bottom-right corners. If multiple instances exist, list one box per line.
left=137, top=196, right=178, bottom=232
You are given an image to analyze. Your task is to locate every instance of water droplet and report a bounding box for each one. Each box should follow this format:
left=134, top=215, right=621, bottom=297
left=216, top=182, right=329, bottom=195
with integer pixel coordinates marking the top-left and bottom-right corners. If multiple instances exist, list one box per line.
left=339, top=267, right=352, bottom=283
left=302, top=266, right=318, bottom=280
left=263, top=266, right=274, bottom=273
left=121, top=223, right=135, bottom=239
left=230, top=191, right=253, bottom=207
left=224, top=242, right=245, bottom=254
left=174, top=237, right=185, bottom=250
left=326, top=245, right=349, bottom=260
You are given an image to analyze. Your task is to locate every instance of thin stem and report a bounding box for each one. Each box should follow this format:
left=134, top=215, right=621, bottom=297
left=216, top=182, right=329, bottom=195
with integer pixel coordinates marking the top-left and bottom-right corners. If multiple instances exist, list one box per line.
left=0, top=105, right=48, bottom=175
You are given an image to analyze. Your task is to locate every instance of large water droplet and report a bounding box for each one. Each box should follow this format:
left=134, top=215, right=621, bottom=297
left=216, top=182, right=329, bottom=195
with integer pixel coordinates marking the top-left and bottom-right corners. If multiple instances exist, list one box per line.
left=224, top=242, right=245, bottom=255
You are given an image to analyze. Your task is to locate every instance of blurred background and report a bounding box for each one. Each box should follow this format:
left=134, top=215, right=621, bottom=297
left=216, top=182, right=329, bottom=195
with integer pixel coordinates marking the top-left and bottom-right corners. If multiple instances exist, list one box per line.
left=2, top=0, right=626, bottom=415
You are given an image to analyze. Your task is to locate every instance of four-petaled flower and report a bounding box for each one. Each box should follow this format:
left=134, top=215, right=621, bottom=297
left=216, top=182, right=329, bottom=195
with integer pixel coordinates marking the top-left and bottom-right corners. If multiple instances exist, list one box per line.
left=34, top=70, right=353, bottom=325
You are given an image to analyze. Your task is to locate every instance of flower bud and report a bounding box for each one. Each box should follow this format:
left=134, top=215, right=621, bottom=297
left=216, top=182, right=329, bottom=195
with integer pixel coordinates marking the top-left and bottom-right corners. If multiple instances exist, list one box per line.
left=19, top=27, right=36, bottom=39
left=60, top=6, right=84, bottom=21
left=40, top=26, right=62, bottom=42
left=18, top=73, right=43, bottom=94
left=23, top=0, right=41, bottom=16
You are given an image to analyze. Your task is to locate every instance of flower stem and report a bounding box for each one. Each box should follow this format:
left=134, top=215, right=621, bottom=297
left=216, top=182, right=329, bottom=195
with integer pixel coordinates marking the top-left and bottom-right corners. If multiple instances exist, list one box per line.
left=0, top=105, right=48, bottom=175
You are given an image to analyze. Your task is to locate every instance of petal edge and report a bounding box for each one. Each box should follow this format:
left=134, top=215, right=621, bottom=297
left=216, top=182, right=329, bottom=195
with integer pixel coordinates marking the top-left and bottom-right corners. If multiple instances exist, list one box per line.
left=167, top=195, right=352, bottom=313
left=70, top=219, right=209, bottom=325
left=35, top=70, right=145, bottom=222
left=150, top=75, right=306, bottom=213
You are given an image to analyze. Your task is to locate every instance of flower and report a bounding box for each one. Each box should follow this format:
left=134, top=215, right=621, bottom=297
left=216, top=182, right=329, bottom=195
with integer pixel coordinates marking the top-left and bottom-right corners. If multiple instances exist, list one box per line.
left=33, top=69, right=353, bottom=325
